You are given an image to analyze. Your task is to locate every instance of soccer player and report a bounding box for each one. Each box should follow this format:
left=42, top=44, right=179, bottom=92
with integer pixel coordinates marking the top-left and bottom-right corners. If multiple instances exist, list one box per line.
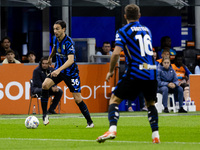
left=96, top=4, right=160, bottom=143
left=41, top=20, right=94, bottom=128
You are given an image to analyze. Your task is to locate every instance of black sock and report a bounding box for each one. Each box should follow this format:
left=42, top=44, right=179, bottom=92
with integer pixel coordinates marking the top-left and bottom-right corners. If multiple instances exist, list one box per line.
left=148, top=105, right=159, bottom=132
left=49, top=89, right=62, bottom=111
left=41, top=89, right=49, bottom=115
left=108, top=104, right=119, bottom=126
left=77, top=101, right=93, bottom=124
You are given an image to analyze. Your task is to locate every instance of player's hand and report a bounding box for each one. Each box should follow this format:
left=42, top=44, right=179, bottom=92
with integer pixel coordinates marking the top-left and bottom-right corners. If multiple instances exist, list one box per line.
left=51, top=70, right=60, bottom=77
left=106, top=71, right=114, bottom=82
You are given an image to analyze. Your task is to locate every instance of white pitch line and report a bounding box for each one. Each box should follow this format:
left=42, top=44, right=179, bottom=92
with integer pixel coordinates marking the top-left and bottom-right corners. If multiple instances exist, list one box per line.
left=0, top=138, right=200, bottom=145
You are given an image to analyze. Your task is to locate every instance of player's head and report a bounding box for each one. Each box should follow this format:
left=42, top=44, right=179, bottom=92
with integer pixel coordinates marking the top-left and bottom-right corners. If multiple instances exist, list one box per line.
left=124, top=4, right=141, bottom=21
left=53, top=20, right=66, bottom=39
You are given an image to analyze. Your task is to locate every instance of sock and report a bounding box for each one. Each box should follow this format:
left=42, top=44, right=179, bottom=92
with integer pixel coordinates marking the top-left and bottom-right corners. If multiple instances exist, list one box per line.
left=41, top=89, right=49, bottom=115
left=109, top=125, right=117, bottom=132
left=77, top=101, right=93, bottom=124
left=148, top=105, right=159, bottom=132
left=49, top=89, right=62, bottom=111
left=152, top=131, right=159, bottom=139
left=108, top=104, right=119, bottom=127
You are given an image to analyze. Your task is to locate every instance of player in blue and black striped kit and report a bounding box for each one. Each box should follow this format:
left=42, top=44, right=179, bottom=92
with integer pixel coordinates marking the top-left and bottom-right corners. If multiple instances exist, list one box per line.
left=97, top=4, right=160, bottom=143
left=41, top=20, right=94, bottom=128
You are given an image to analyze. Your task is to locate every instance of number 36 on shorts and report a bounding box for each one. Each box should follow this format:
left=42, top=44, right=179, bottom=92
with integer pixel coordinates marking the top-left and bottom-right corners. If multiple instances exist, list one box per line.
left=71, top=79, right=79, bottom=86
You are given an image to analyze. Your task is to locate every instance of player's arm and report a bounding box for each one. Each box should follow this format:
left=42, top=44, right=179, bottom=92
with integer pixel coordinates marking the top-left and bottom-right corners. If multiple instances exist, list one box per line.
left=51, top=54, right=74, bottom=77
left=58, top=54, right=74, bottom=71
left=109, top=46, right=122, bottom=72
left=48, top=47, right=56, bottom=64
left=106, top=46, right=122, bottom=82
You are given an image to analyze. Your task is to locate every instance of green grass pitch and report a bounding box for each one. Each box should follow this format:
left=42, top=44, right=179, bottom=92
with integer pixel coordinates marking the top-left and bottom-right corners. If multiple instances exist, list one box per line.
left=0, top=111, right=200, bottom=150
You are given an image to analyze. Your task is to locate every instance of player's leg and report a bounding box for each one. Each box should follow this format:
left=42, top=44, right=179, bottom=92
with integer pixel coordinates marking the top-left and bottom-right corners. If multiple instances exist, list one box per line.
left=144, top=80, right=160, bottom=144
left=73, top=93, right=94, bottom=128
left=146, top=100, right=160, bottom=143
left=41, top=78, right=55, bottom=125
left=97, top=77, right=137, bottom=143
left=96, top=94, right=122, bottom=143
left=48, top=88, right=63, bottom=114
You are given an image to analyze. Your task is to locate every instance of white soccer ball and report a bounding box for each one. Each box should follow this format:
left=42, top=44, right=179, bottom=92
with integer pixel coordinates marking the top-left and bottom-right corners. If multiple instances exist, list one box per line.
left=25, top=116, right=39, bottom=129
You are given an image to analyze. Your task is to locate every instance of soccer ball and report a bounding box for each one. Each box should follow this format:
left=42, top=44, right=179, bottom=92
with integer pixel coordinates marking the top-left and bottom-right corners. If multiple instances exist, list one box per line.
left=25, top=116, right=39, bottom=129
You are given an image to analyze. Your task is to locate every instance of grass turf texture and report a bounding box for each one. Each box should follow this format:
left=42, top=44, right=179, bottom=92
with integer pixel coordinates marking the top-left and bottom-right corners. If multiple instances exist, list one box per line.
left=0, top=112, right=200, bottom=150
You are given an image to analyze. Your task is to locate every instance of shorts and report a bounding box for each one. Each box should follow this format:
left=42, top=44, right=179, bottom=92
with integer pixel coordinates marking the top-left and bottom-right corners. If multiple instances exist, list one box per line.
left=47, top=72, right=81, bottom=93
left=113, top=76, right=157, bottom=102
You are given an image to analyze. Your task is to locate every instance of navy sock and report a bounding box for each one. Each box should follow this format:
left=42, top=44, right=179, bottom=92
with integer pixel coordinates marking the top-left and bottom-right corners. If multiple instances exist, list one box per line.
left=148, top=105, right=159, bottom=132
left=108, top=104, right=119, bottom=126
left=41, top=89, right=49, bottom=115
left=77, top=101, right=92, bottom=124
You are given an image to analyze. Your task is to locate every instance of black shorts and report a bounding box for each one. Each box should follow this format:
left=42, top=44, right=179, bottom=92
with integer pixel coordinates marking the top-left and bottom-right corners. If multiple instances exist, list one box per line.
left=113, top=76, right=157, bottom=102
left=47, top=72, right=81, bottom=93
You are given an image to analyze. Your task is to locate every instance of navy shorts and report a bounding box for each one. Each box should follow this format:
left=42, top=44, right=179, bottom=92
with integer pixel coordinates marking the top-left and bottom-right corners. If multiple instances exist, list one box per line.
left=113, top=76, right=157, bottom=102
left=47, top=72, right=81, bottom=93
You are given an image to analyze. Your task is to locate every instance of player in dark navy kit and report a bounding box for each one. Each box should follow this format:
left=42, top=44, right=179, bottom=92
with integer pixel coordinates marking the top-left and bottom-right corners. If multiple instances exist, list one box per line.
left=97, top=4, right=160, bottom=143
left=41, top=20, right=94, bottom=128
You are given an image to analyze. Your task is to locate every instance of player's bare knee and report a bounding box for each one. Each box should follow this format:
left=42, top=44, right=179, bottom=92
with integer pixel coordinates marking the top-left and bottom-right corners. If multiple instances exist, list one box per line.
left=74, top=98, right=82, bottom=104
left=109, top=94, right=122, bottom=105
left=42, top=82, right=50, bottom=90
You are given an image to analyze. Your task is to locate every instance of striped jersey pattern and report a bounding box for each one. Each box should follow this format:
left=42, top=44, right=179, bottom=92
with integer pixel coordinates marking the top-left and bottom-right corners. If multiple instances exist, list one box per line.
left=53, top=35, right=79, bottom=77
left=115, top=21, right=156, bottom=80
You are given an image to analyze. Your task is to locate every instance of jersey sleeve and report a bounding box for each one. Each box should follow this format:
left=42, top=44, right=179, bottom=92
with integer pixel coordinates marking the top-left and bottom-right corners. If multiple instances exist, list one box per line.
left=115, top=30, right=125, bottom=50
left=64, top=40, right=75, bottom=55
left=52, top=36, right=57, bottom=49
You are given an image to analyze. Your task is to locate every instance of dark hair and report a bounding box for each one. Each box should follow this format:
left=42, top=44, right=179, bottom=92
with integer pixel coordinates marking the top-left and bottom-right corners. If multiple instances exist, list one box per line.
left=27, top=51, right=36, bottom=57
left=125, top=4, right=140, bottom=20
left=6, top=49, right=15, bottom=55
left=103, top=41, right=110, bottom=46
left=54, top=20, right=66, bottom=29
left=162, top=57, right=170, bottom=63
left=162, top=48, right=170, bottom=54
left=1, top=36, right=11, bottom=43
left=40, top=56, right=48, bottom=63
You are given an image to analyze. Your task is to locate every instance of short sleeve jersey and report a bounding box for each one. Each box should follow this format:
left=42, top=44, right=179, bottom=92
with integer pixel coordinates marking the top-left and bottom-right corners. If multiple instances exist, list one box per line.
left=115, top=21, right=156, bottom=80
left=53, top=35, right=79, bottom=77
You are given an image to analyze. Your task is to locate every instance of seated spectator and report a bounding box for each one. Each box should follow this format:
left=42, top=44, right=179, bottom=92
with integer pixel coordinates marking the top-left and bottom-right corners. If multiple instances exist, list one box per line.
left=157, top=36, right=176, bottom=59
left=27, top=51, right=36, bottom=63
left=157, top=48, right=170, bottom=64
left=0, top=36, right=21, bottom=62
left=32, top=56, right=63, bottom=114
left=96, top=41, right=112, bottom=63
left=194, top=59, right=200, bottom=74
left=171, top=55, right=192, bottom=101
left=153, top=51, right=159, bottom=66
left=157, top=57, right=187, bottom=113
left=2, top=50, right=21, bottom=64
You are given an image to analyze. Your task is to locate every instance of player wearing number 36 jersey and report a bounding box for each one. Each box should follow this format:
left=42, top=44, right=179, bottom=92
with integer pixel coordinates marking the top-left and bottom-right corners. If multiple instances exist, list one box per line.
left=97, top=4, right=160, bottom=144
left=40, top=20, right=94, bottom=128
